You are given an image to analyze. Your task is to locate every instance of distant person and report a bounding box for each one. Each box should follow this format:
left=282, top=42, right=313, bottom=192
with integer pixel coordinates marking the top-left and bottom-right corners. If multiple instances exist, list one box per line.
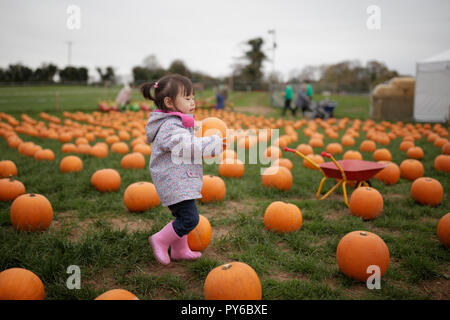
left=282, top=82, right=294, bottom=116
left=215, top=84, right=227, bottom=110
left=295, top=84, right=311, bottom=117
left=306, top=80, right=314, bottom=102
left=116, top=82, right=133, bottom=112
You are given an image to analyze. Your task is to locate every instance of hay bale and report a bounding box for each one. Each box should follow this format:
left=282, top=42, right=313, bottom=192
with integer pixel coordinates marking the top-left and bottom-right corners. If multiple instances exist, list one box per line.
left=390, top=77, right=415, bottom=91
left=372, top=84, right=405, bottom=98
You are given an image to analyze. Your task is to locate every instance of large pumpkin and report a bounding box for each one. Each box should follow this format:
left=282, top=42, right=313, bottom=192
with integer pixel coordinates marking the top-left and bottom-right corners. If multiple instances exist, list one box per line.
left=94, top=289, right=139, bottom=300
left=0, top=177, right=26, bottom=201
left=0, top=160, right=18, bottom=178
left=325, top=143, right=343, bottom=155
left=434, top=154, right=450, bottom=172
left=261, top=166, right=292, bottom=191
left=120, top=152, right=146, bottom=169
left=91, top=169, right=121, bottom=192
left=336, top=231, right=390, bottom=282
left=204, top=262, right=262, bottom=300
left=373, top=148, right=392, bottom=162
left=200, top=175, right=226, bottom=203
left=59, top=155, right=83, bottom=173
left=201, top=117, right=227, bottom=138
left=111, top=142, right=129, bottom=154
left=33, top=149, right=55, bottom=161
left=410, top=177, right=443, bottom=206
left=400, top=159, right=424, bottom=181
left=360, top=140, right=376, bottom=153
left=123, top=182, right=160, bottom=212
left=349, top=187, right=383, bottom=220
left=437, top=213, right=450, bottom=247
left=187, top=214, right=212, bottom=251
left=10, top=193, right=53, bottom=231
left=0, top=268, right=45, bottom=300
left=264, top=201, right=302, bottom=233
left=374, top=161, right=400, bottom=185
left=218, top=159, right=245, bottom=178
left=406, top=146, right=424, bottom=160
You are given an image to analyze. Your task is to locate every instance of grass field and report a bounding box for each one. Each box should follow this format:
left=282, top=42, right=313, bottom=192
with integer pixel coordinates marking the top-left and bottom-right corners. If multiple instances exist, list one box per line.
left=0, top=86, right=449, bottom=300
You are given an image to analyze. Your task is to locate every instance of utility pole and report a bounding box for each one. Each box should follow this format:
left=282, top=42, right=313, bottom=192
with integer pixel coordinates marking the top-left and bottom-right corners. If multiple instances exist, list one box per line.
left=267, top=29, right=277, bottom=106
left=67, top=41, right=72, bottom=66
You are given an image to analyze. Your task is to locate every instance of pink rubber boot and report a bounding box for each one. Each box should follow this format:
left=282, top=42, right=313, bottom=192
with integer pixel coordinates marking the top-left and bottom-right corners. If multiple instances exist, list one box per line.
left=149, top=221, right=180, bottom=265
left=170, top=235, right=202, bottom=261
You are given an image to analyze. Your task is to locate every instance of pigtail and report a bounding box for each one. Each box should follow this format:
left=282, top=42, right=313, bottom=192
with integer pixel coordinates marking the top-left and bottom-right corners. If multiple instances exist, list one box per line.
left=140, top=82, right=156, bottom=101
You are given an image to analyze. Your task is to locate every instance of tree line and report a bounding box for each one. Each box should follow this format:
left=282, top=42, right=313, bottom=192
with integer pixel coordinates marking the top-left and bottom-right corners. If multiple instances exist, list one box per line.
left=1, top=37, right=401, bottom=93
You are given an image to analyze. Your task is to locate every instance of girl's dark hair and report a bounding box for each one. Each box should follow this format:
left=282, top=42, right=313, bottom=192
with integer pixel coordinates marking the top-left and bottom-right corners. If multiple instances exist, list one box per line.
left=140, top=74, right=194, bottom=112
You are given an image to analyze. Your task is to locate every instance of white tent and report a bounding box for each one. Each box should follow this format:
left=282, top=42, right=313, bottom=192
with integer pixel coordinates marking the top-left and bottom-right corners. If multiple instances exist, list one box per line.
left=414, top=50, right=450, bottom=122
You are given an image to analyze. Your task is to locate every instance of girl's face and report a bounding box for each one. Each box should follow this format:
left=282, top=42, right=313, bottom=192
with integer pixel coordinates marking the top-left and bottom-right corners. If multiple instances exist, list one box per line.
left=172, top=92, right=195, bottom=114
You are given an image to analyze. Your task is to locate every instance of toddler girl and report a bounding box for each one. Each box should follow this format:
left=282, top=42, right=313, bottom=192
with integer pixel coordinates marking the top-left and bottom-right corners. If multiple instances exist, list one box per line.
left=142, top=74, right=224, bottom=265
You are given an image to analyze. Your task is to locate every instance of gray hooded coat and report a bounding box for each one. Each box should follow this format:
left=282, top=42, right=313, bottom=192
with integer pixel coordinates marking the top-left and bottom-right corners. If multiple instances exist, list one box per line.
left=146, top=111, right=222, bottom=207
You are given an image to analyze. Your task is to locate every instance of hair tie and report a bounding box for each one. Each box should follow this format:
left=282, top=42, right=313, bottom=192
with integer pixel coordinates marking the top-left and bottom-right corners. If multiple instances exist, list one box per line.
left=154, top=82, right=159, bottom=89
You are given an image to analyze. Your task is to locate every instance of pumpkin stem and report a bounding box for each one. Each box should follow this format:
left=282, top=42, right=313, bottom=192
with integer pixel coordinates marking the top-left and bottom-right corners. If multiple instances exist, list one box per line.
left=360, top=232, right=367, bottom=236
left=29, top=193, right=36, bottom=197
left=222, top=264, right=232, bottom=270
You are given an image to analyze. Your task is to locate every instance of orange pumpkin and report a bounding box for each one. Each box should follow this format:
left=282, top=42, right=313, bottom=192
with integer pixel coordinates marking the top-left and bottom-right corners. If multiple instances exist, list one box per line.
left=123, top=182, right=160, bottom=212
left=434, top=154, right=450, bottom=172
left=374, top=161, right=400, bottom=185
left=326, top=143, right=343, bottom=155
left=204, top=262, right=262, bottom=300
left=201, top=117, right=227, bottom=137
left=0, top=160, right=18, bottom=177
left=218, top=159, right=245, bottom=178
left=296, top=143, right=313, bottom=155
left=410, top=177, right=443, bottom=206
left=406, top=146, right=424, bottom=160
left=263, top=146, right=281, bottom=161
left=272, top=158, right=293, bottom=171
left=0, top=268, right=45, bottom=300
left=94, top=289, right=139, bottom=300
left=349, top=187, right=383, bottom=220
left=91, top=169, right=121, bottom=192
left=336, top=231, right=389, bottom=282
left=121, top=152, right=146, bottom=169
left=34, top=149, right=55, bottom=161
left=200, top=175, right=226, bottom=203
left=343, top=150, right=363, bottom=160
left=303, top=154, right=324, bottom=170
left=111, top=142, right=129, bottom=154
left=60, top=156, right=83, bottom=173
left=399, top=140, right=414, bottom=151
left=90, top=145, right=109, bottom=158
left=61, top=143, right=77, bottom=153
left=442, top=142, right=450, bottom=155
left=373, top=148, right=392, bottom=162
left=0, top=177, right=26, bottom=201
left=187, top=214, right=212, bottom=251
left=76, top=144, right=91, bottom=155
left=10, top=193, right=53, bottom=231
left=261, top=166, right=293, bottom=191
left=133, top=143, right=152, bottom=156
left=437, top=213, right=450, bottom=247
left=400, top=159, right=424, bottom=181
left=264, top=201, right=302, bottom=233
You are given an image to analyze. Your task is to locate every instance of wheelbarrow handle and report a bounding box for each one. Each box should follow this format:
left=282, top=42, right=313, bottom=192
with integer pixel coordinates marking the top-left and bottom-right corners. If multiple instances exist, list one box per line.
left=284, top=147, right=322, bottom=171
left=321, top=152, right=331, bottom=158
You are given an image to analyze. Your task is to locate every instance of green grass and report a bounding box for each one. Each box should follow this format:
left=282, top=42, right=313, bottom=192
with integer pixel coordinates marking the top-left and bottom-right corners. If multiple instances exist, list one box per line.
left=0, top=86, right=449, bottom=300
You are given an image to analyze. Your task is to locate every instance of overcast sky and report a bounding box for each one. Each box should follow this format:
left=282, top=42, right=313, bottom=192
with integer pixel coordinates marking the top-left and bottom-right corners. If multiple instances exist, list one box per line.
left=1, top=0, right=449, bottom=81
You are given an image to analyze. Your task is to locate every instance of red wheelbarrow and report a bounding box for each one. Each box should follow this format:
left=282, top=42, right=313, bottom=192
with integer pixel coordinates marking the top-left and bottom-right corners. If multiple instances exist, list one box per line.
left=284, top=147, right=387, bottom=207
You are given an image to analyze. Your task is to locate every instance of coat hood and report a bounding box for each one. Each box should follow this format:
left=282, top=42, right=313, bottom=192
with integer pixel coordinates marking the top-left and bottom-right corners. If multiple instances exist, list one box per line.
left=145, top=110, right=194, bottom=144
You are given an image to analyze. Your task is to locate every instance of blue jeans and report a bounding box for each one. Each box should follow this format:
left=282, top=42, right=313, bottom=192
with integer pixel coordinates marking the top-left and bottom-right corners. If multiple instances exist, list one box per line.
left=168, top=199, right=200, bottom=237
